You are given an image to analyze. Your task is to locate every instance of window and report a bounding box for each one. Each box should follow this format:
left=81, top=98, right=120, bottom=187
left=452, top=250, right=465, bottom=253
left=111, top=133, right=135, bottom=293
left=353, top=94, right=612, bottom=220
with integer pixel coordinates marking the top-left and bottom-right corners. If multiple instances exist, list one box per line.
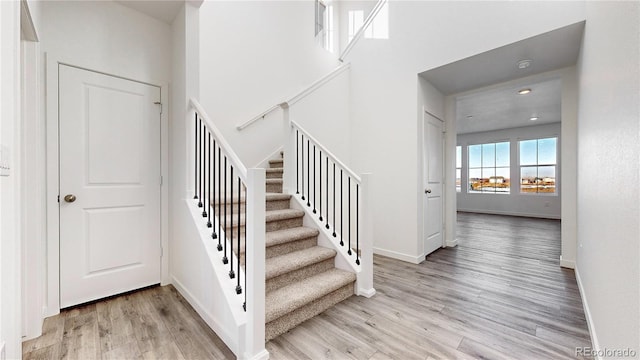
left=323, top=4, right=334, bottom=52
left=468, top=142, right=510, bottom=193
left=315, top=0, right=326, bottom=36
left=347, top=10, right=364, bottom=43
left=364, top=2, right=389, bottom=39
left=456, top=146, right=462, bottom=192
left=519, top=137, right=557, bottom=194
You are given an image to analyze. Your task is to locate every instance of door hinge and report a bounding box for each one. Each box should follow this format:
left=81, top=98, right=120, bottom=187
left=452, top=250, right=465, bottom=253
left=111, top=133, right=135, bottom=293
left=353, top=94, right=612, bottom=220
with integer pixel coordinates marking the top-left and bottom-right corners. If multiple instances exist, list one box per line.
left=154, top=101, right=162, bottom=114
left=57, top=195, right=60, bottom=203
left=160, top=176, right=163, bottom=186
left=160, top=246, right=164, bottom=257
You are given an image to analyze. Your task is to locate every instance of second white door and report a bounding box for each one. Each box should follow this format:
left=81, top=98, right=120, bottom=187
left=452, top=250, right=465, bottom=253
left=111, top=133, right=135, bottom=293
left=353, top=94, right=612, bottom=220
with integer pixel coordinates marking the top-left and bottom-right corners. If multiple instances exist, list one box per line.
left=424, top=112, right=444, bottom=257
left=59, top=65, right=161, bottom=308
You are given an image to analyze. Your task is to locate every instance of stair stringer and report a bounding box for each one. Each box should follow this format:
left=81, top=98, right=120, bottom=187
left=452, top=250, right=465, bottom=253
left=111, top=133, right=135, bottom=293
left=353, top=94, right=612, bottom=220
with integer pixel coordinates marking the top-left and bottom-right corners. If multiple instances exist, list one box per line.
left=171, top=199, right=247, bottom=357
left=288, top=195, right=361, bottom=289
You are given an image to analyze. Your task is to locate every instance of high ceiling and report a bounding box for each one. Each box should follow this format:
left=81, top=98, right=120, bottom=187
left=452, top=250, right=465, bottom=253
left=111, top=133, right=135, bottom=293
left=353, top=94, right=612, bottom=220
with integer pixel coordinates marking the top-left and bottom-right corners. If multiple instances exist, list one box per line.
left=114, top=0, right=185, bottom=24
left=420, top=22, right=584, bottom=134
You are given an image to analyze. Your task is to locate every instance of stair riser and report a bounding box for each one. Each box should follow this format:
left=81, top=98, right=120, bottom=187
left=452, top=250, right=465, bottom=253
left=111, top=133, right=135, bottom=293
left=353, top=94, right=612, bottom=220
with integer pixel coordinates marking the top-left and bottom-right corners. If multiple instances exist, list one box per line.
left=266, top=171, right=283, bottom=179
left=265, top=283, right=354, bottom=341
left=269, top=160, right=283, bottom=169
left=266, top=258, right=335, bottom=293
left=266, top=217, right=303, bottom=232
left=266, top=237, right=317, bottom=259
left=214, top=197, right=290, bottom=213
left=266, top=183, right=283, bottom=193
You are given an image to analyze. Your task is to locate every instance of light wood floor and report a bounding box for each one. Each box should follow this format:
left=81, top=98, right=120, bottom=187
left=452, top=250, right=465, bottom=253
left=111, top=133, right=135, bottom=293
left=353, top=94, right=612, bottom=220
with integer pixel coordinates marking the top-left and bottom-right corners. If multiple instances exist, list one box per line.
left=24, top=212, right=591, bottom=359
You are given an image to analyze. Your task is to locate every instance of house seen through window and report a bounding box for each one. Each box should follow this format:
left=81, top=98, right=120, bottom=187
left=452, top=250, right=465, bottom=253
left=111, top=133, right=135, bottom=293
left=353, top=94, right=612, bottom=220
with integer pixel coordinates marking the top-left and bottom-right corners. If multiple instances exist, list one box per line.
left=519, top=137, right=557, bottom=194
left=468, top=142, right=510, bottom=193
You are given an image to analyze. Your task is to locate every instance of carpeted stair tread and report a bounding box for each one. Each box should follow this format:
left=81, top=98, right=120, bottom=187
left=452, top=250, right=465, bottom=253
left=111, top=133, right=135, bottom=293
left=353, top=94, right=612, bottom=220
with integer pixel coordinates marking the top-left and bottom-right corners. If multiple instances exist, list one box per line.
left=265, top=246, right=336, bottom=280
left=213, top=192, right=290, bottom=205
left=266, top=227, right=319, bottom=247
left=266, top=178, right=283, bottom=184
left=266, top=168, right=283, bottom=173
left=265, top=268, right=356, bottom=323
left=265, top=208, right=304, bottom=222
left=269, top=159, right=284, bottom=167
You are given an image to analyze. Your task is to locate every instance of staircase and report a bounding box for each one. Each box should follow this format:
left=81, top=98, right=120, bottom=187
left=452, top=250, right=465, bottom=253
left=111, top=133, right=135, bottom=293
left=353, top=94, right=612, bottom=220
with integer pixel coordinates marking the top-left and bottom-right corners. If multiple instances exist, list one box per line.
left=224, top=153, right=356, bottom=341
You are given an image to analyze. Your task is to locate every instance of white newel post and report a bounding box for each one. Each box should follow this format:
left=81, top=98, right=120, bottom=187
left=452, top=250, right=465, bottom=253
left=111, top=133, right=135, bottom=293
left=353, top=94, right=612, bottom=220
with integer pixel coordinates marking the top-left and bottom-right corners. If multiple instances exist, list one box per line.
left=281, top=106, right=295, bottom=195
left=244, top=168, right=268, bottom=360
left=358, top=173, right=376, bottom=297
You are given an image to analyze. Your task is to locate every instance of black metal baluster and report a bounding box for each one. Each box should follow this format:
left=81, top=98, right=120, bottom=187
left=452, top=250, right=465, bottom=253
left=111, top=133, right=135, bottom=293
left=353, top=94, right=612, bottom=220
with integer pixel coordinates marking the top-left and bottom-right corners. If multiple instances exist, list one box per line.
left=313, top=145, right=316, bottom=214
left=325, top=156, right=329, bottom=229
left=243, top=183, right=247, bottom=312
left=207, top=133, right=212, bottom=227
left=319, top=150, right=322, bottom=220
left=209, top=138, right=215, bottom=230
left=202, top=130, right=208, bottom=218
left=198, top=119, right=203, bottom=208
left=301, top=133, right=305, bottom=201
left=296, top=130, right=299, bottom=195
left=229, top=166, right=235, bottom=278
left=332, top=163, right=336, bottom=237
left=222, top=157, right=228, bottom=264
left=307, top=140, right=310, bottom=207
left=340, top=170, right=344, bottom=246
left=356, top=184, right=360, bottom=265
left=215, top=146, right=221, bottom=247
left=236, top=178, right=242, bottom=294
left=194, top=113, right=198, bottom=200
left=348, top=177, right=352, bottom=255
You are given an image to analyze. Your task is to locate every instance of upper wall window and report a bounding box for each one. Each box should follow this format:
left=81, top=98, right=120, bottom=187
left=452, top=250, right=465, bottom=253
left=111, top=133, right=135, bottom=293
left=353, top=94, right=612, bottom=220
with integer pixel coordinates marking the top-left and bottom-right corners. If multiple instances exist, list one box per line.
left=364, top=2, right=389, bottom=39
left=456, top=146, right=462, bottom=192
left=315, top=0, right=326, bottom=36
left=519, top=137, right=557, bottom=194
left=324, top=4, right=334, bottom=52
left=348, top=10, right=364, bottom=43
left=468, top=142, right=510, bottom=193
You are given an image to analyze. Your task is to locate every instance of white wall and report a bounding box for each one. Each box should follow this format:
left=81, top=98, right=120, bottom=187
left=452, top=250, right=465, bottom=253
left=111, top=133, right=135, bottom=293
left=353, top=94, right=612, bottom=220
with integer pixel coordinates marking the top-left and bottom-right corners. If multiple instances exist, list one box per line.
left=37, top=0, right=172, bottom=319
left=576, top=1, right=639, bottom=355
left=456, top=123, right=562, bottom=219
left=0, top=0, right=23, bottom=358
left=199, top=1, right=340, bottom=168
left=341, top=1, right=586, bottom=263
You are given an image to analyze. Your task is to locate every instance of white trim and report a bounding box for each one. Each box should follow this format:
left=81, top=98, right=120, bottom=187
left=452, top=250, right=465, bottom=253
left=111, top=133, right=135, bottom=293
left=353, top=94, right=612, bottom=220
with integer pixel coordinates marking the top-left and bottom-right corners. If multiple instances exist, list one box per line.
left=373, top=247, right=424, bottom=264
left=559, top=256, right=575, bottom=269
left=445, top=238, right=458, bottom=247
left=575, top=266, right=600, bottom=360
left=243, top=349, right=269, bottom=360
left=45, top=53, right=169, bottom=315
left=456, top=209, right=561, bottom=220
left=339, top=0, right=387, bottom=61
left=253, top=146, right=283, bottom=169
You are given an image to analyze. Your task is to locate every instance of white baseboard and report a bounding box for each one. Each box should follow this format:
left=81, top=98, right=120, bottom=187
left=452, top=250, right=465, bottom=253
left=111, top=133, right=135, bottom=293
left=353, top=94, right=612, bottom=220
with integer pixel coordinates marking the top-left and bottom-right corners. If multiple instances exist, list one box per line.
left=357, top=287, right=376, bottom=298
left=253, top=147, right=283, bottom=169
left=457, top=209, right=561, bottom=220
left=560, top=256, right=575, bottom=269
left=241, top=349, right=269, bottom=360
left=373, top=247, right=423, bottom=264
left=171, top=276, right=239, bottom=357
left=575, top=266, right=600, bottom=359
left=445, top=238, right=458, bottom=247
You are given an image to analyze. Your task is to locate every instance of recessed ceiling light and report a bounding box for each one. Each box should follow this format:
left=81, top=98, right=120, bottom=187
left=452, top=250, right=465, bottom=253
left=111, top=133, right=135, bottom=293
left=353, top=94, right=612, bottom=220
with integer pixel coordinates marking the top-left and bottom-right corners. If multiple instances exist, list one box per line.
left=518, top=60, right=532, bottom=69
left=530, top=116, right=539, bottom=121
left=518, top=88, right=532, bottom=95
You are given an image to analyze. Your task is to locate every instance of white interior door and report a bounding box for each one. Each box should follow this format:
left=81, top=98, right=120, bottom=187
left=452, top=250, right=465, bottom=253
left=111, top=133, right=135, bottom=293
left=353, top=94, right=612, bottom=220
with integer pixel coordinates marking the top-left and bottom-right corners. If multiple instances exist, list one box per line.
left=424, top=112, right=444, bottom=257
left=59, top=65, right=161, bottom=308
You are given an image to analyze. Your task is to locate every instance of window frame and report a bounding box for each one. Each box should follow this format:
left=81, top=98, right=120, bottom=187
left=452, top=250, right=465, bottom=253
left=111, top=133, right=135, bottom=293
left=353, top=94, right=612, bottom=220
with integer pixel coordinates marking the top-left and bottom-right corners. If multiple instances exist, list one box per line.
left=518, top=136, right=559, bottom=196
left=467, top=140, right=511, bottom=194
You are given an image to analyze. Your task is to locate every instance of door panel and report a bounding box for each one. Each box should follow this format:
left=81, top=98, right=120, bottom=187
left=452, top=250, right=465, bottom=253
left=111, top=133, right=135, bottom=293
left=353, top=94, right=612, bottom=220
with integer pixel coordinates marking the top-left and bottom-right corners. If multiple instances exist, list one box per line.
left=424, top=113, right=444, bottom=257
left=59, top=65, right=161, bottom=308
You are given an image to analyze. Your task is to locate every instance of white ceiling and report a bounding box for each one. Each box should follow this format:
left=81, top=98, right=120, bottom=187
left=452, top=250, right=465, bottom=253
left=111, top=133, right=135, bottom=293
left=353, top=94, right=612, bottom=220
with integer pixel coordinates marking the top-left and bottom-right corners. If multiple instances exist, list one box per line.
left=420, top=22, right=584, bottom=134
left=456, top=77, right=561, bottom=134
left=114, top=0, right=185, bottom=24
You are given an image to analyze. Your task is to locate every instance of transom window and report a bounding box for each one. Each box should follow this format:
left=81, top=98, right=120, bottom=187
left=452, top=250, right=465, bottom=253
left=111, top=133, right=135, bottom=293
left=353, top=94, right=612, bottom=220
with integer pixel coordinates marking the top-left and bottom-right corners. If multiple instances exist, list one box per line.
left=519, top=137, right=557, bottom=194
left=468, top=142, right=510, bottom=193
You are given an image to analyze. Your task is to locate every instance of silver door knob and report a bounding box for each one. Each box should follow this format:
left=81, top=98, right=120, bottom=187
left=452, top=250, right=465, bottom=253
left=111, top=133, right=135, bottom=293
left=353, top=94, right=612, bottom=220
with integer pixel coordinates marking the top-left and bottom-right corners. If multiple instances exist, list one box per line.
left=425, top=189, right=432, bottom=194
left=64, top=194, right=77, bottom=203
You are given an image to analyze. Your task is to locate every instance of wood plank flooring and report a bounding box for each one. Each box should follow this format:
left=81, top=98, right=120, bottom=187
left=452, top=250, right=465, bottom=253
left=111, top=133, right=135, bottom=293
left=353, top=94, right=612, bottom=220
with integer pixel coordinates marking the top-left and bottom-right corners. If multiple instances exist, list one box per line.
left=22, top=285, right=235, bottom=360
left=23, top=212, right=592, bottom=359
left=266, top=212, right=591, bottom=359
